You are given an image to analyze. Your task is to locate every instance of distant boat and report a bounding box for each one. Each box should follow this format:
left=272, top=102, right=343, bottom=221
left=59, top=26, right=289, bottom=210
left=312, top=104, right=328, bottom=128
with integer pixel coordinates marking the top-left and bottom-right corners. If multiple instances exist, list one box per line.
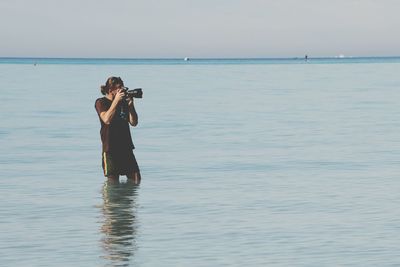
left=184, top=57, right=190, bottom=61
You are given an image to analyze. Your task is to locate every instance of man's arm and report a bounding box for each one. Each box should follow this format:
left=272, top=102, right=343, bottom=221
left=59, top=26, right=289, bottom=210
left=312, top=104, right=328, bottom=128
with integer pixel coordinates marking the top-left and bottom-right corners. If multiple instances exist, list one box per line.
left=128, top=99, right=138, bottom=127
left=96, top=90, right=124, bottom=125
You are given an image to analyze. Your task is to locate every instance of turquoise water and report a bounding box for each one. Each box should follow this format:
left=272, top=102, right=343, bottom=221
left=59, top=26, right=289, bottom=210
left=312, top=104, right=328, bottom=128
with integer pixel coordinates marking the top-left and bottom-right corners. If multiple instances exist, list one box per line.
left=2, top=56, right=400, bottom=65
left=1, top=58, right=400, bottom=266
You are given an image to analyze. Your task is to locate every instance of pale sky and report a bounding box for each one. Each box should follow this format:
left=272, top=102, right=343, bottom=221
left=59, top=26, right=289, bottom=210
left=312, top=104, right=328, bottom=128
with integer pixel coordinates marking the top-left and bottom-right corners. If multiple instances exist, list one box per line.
left=1, top=0, right=399, bottom=58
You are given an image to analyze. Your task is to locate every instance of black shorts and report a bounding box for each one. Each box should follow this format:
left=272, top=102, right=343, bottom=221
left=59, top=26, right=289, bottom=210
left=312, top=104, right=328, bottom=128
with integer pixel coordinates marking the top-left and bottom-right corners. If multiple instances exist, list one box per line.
left=102, top=150, right=140, bottom=177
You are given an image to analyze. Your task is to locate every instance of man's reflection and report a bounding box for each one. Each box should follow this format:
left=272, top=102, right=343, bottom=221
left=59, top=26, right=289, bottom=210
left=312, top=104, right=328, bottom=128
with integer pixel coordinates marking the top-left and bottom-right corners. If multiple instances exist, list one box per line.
left=100, top=180, right=139, bottom=266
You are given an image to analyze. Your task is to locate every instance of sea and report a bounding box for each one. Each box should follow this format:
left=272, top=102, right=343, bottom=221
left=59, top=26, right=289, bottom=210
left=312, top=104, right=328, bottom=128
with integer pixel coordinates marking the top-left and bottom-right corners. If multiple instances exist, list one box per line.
left=1, top=57, right=400, bottom=266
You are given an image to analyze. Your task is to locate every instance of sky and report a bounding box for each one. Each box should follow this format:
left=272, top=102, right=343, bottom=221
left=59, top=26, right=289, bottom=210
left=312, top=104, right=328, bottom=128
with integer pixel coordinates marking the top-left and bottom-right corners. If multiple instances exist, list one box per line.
left=0, top=0, right=399, bottom=58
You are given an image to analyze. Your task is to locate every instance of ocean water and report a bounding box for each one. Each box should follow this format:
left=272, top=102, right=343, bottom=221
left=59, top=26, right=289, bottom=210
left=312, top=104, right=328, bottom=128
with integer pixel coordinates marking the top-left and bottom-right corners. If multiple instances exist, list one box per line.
left=1, top=58, right=400, bottom=266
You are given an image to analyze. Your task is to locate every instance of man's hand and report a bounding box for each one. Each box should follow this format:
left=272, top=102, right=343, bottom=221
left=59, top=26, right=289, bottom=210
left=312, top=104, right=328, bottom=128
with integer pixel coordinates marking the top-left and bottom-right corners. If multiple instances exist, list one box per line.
left=128, top=97, right=134, bottom=107
left=113, top=89, right=125, bottom=103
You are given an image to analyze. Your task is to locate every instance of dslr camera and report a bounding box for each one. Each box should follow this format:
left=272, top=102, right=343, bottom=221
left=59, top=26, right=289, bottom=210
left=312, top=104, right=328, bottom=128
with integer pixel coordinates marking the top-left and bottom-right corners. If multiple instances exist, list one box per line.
left=121, top=87, right=143, bottom=99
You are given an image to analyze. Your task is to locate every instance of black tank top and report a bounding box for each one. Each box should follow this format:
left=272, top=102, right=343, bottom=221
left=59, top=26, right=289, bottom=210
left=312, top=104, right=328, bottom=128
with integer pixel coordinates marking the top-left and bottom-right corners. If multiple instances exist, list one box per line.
left=95, top=97, right=135, bottom=153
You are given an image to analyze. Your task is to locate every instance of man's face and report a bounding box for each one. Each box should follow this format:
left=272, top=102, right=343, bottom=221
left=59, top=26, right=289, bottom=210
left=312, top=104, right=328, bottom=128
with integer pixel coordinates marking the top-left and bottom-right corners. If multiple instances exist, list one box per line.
left=109, top=84, right=123, bottom=97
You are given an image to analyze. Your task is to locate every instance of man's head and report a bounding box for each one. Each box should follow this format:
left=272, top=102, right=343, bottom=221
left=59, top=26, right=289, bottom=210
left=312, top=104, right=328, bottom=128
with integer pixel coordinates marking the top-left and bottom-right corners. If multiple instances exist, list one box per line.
left=101, top=76, right=125, bottom=96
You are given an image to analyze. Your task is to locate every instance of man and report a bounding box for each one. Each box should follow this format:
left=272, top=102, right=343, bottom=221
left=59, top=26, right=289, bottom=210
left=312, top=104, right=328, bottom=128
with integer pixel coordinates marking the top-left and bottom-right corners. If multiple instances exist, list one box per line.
left=95, top=76, right=141, bottom=184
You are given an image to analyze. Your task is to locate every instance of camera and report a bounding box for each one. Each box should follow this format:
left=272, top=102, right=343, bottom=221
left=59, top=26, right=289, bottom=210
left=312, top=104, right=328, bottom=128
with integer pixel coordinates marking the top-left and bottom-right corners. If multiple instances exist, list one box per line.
left=121, top=87, right=143, bottom=99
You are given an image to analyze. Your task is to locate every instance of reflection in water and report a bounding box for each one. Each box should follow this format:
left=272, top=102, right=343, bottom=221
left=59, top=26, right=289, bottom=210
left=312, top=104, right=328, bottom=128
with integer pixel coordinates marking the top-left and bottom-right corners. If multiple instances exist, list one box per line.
left=100, top=180, right=139, bottom=266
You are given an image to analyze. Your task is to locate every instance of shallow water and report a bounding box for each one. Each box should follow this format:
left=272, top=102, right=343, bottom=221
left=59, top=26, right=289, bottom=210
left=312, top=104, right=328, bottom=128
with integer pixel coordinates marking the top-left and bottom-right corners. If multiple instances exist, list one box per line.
left=1, top=60, right=400, bottom=266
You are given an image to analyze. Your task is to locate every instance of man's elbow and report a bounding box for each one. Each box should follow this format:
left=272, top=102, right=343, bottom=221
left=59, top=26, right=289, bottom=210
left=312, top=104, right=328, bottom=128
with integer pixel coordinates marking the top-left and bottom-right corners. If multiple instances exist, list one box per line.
left=102, top=118, right=111, bottom=125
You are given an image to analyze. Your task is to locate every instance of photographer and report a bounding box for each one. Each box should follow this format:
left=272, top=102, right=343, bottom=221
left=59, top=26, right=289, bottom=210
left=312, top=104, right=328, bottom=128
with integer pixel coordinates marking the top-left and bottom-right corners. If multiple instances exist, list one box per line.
left=95, top=76, right=141, bottom=184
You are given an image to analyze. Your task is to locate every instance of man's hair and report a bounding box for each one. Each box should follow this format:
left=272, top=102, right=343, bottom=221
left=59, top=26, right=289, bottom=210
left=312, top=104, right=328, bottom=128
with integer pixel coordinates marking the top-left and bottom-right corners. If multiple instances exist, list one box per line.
left=100, top=76, right=124, bottom=95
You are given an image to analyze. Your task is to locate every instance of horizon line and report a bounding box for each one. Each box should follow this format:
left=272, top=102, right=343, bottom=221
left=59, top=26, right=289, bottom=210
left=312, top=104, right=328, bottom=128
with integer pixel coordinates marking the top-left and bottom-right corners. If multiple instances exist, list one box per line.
left=1, top=55, right=400, bottom=60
